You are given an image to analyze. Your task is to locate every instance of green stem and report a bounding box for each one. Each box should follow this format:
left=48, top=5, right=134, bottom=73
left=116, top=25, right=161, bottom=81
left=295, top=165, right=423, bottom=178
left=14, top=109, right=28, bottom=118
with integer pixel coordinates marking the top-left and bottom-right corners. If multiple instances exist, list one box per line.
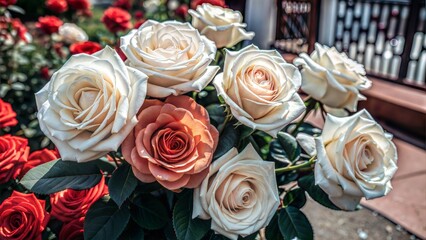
left=275, top=155, right=316, bottom=174
left=218, top=115, right=231, bottom=136
left=109, top=152, right=120, bottom=168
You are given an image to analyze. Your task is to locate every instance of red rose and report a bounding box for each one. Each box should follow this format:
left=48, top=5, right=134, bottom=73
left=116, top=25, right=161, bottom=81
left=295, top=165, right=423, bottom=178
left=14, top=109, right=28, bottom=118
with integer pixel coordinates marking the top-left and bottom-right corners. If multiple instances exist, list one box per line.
left=134, top=18, right=146, bottom=29
left=115, top=44, right=127, bottom=61
left=50, top=177, right=108, bottom=222
left=67, top=0, right=90, bottom=10
left=190, top=0, right=226, bottom=9
left=0, top=99, right=18, bottom=129
left=0, top=191, right=49, bottom=240
left=59, top=217, right=84, bottom=240
left=70, top=41, right=102, bottom=55
left=0, top=135, right=28, bottom=184
left=19, top=148, right=59, bottom=178
left=175, top=4, right=189, bottom=18
left=36, top=16, right=63, bottom=34
left=134, top=10, right=144, bottom=20
left=46, top=0, right=68, bottom=13
left=0, top=0, right=16, bottom=7
left=40, top=67, right=50, bottom=79
left=11, top=19, right=28, bottom=42
left=113, top=0, right=131, bottom=10
left=101, top=7, right=132, bottom=33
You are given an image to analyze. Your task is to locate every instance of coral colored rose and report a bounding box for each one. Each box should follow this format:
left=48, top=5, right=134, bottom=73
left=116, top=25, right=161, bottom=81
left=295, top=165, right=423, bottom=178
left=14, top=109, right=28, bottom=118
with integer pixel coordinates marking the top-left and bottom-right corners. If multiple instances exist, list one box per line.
left=70, top=41, right=102, bottom=55
left=120, top=20, right=219, bottom=98
left=59, top=217, right=84, bottom=240
left=113, top=0, right=131, bottom=10
left=35, top=47, right=148, bottom=162
left=193, top=144, right=279, bottom=239
left=50, top=177, right=108, bottom=222
left=101, top=7, right=132, bottom=33
left=0, top=99, right=18, bottom=128
left=36, top=16, right=63, bottom=34
left=189, top=4, right=254, bottom=48
left=190, top=0, right=225, bottom=9
left=67, top=0, right=90, bottom=10
left=0, top=135, right=28, bottom=184
left=122, top=95, right=219, bottom=191
left=0, top=191, right=49, bottom=240
left=314, top=110, right=398, bottom=210
left=0, top=0, right=16, bottom=7
left=46, top=0, right=68, bottom=13
left=20, top=148, right=60, bottom=178
left=213, top=45, right=305, bottom=137
left=294, top=43, right=372, bottom=112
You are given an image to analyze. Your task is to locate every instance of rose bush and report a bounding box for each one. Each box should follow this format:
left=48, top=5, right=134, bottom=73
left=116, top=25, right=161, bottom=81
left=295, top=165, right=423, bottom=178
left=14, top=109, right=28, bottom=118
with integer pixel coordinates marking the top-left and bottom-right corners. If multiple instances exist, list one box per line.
left=314, top=109, right=398, bottom=210
left=0, top=135, right=29, bottom=184
left=214, top=45, right=305, bottom=137
left=35, top=47, right=148, bottom=162
left=50, top=176, right=108, bottom=222
left=193, top=144, right=279, bottom=239
left=294, top=43, right=372, bottom=112
left=120, top=20, right=219, bottom=98
left=189, top=3, right=254, bottom=48
left=0, top=191, right=49, bottom=240
left=122, top=95, right=219, bottom=191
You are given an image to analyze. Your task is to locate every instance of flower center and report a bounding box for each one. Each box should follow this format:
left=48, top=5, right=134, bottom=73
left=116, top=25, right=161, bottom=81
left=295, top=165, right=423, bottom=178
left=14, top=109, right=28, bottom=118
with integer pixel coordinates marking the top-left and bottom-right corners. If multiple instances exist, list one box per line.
left=154, top=128, right=193, bottom=163
left=78, top=90, right=98, bottom=110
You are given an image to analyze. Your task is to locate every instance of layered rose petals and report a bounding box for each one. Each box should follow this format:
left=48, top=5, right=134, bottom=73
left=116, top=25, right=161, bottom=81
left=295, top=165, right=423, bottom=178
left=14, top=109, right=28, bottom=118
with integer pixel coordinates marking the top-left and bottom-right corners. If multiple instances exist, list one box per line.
left=0, top=99, right=18, bottom=129
left=0, top=135, right=29, bottom=184
left=122, top=95, right=218, bottom=191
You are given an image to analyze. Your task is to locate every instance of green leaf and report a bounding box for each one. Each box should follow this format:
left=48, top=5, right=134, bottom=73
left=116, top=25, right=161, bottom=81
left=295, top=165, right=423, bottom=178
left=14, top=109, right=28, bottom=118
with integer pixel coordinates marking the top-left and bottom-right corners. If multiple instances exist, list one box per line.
left=283, top=188, right=307, bottom=209
left=7, top=5, right=25, bottom=14
left=119, top=220, right=144, bottom=240
left=206, top=104, right=226, bottom=128
left=84, top=196, right=130, bottom=240
left=265, top=213, right=282, bottom=240
left=276, top=132, right=301, bottom=162
left=298, top=173, right=340, bottom=210
left=278, top=206, right=313, bottom=240
left=109, top=162, right=138, bottom=207
left=173, top=191, right=210, bottom=240
left=213, top=124, right=238, bottom=160
left=20, top=159, right=102, bottom=194
left=131, top=194, right=168, bottom=230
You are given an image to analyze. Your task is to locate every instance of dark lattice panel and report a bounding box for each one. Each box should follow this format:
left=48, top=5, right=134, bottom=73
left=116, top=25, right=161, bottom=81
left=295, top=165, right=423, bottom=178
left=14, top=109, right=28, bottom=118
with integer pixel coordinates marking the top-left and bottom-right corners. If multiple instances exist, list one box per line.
left=274, top=0, right=313, bottom=54
left=406, top=5, right=426, bottom=85
left=334, top=0, right=426, bottom=87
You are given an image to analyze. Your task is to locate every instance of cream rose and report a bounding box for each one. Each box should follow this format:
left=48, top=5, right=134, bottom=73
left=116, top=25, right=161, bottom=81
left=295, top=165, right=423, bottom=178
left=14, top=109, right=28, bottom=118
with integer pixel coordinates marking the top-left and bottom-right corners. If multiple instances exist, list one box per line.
left=314, top=109, right=398, bottom=210
left=188, top=3, right=254, bottom=48
left=193, top=144, right=279, bottom=240
left=294, top=43, right=372, bottom=112
left=35, top=47, right=148, bottom=162
left=58, top=23, right=88, bottom=44
left=120, top=20, right=219, bottom=98
left=213, top=44, right=305, bottom=137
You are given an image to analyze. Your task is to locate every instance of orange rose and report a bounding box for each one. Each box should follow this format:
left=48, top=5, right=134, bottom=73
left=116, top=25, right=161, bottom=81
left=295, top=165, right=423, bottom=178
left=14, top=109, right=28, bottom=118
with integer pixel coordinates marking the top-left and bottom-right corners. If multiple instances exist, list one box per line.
left=122, top=95, right=219, bottom=191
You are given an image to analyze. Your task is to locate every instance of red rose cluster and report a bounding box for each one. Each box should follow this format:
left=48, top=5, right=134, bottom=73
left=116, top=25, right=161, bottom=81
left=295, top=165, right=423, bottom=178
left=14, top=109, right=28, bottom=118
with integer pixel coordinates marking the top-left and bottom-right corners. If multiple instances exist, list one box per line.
left=101, top=7, right=132, bottom=33
left=36, top=16, right=63, bottom=34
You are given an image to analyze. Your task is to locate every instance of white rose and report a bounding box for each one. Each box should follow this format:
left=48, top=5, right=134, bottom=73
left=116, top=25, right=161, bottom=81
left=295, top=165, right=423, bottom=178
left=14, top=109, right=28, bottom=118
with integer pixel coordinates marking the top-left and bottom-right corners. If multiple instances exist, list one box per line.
left=188, top=3, right=254, bottom=48
left=314, top=109, right=398, bottom=210
left=58, top=23, right=88, bottom=44
left=213, top=44, right=305, bottom=137
left=120, top=20, right=219, bottom=98
left=193, top=144, right=279, bottom=240
left=294, top=43, right=372, bottom=112
left=35, top=47, right=148, bottom=162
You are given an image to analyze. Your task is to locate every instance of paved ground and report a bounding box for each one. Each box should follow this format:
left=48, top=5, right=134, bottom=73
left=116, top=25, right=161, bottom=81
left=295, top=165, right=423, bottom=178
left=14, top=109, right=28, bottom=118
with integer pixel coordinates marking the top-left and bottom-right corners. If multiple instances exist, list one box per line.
left=303, top=198, right=417, bottom=240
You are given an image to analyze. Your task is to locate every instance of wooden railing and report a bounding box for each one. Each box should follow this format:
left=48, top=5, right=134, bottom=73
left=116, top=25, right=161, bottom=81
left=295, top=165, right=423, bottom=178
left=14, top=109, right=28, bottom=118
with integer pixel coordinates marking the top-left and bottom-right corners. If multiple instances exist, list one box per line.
left=274, top=0, right=426, bottom=90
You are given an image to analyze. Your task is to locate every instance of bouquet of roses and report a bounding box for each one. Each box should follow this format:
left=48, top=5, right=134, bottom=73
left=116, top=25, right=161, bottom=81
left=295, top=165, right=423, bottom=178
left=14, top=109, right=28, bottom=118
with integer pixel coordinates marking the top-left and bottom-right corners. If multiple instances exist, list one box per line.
left=0, top=3, right=398, bottom=240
